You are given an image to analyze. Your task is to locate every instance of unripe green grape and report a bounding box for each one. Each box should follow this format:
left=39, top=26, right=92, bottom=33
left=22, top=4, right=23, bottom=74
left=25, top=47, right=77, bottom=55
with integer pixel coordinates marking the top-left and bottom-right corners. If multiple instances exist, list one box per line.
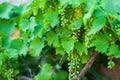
left=77, top=65, right=80, bottom=68
left=76, top=71, right=79, bottom=74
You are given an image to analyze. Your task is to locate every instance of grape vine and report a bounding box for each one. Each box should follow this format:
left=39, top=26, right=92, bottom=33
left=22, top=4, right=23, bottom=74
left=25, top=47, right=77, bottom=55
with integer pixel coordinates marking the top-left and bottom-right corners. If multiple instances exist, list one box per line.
left=0, top=0, right=120, bottom=80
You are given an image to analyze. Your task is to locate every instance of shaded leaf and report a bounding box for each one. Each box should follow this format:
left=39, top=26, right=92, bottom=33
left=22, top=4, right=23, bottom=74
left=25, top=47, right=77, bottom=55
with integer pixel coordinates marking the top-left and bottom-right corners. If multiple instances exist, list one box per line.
left=34, top=63, right=52, bottom=80
left=9, top=39, right=23, bottom=51
left=5, top=48, right=18, bottom=59
left=30, top=37, right=44, bottom=56
left=0, top=19, right=15, bottom=36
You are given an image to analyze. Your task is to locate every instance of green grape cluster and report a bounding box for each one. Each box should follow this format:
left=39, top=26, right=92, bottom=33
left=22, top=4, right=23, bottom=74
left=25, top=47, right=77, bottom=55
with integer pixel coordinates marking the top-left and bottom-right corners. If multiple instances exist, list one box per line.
left=84, top=35, right=92, bottom=48
left=114, top=24, right=120, bottom=35
left=84, top=26, right=93, bottom=48
left=68, top=52, right=81, bottom=79
left=72, top=30, right=81, bottom=42
left=59, top=8, right=69, bottom=27
left=107, top=56, right=115, bottom=69
left=107, top=61, right=115, bottom=69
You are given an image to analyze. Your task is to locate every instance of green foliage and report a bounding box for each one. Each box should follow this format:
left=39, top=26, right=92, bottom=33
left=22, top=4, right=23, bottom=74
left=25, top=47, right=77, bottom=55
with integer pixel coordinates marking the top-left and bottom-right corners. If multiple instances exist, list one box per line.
left=44, top=10, right=59, bottom=27
left=52, top=71, right=68, bottom=80
left=34, top=63, right=52, bottom=80
left=61, top=39, right=74, bottom=53
left=0, top=19, right=15, bottom=36
left=0, top=2, right=13, bottom=19
left=88, top=16, right=106, bottom=35
left=0, top=0, right=120, bottom=80
left=30, top=37, right=44, bottom=56
left=92, top=32, right=109, bottom=53
left=107, top=44, right=120, bottom=58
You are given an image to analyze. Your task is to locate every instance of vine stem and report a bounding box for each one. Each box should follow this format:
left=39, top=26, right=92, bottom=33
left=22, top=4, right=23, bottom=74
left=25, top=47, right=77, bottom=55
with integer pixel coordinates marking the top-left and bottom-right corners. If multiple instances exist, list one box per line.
left=74, top=51, right=99, bottom=80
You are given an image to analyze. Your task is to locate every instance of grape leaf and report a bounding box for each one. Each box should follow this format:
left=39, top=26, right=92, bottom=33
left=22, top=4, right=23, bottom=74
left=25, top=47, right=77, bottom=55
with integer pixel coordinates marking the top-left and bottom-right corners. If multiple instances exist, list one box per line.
left=0, top=2, right=13, bottom=19
left=44, top=10, right=59, bottom=27
left=88, top=16, right=106, bottom=35
left=34, top=23, right=44, bottom=37
left=75, top=42, right=87, bottom=55
left=56, top=47, right=65, bottom=55
left=5, top=48, right=18, bottom=59
left=9, top=38, right=27, bottom=56
left=107, top=44, right=120, bottom=58
left=0, top=38, right=2, bottom=47
left=2, top=36, right=11, bottom=48
left=9, top=39, right=23, bottom=51
left=53, top=37, right=61, bottom=48
left=0, top=53, right=3, bottom=67
left=80, top=54, right=89, bottom=64
left=102, top=0, right=120, bottom=18
left=30, top=37, right=44, bottom=56
left=83, top=0, right=96, bottom=26
left=51, top=71, right=68, bottom=80
left=29, top=17, right=37, bottom=32
left=61, top=39, right=74, bottom=53
left=69, top=18, right=82, bottom=30
left=20, top=19, right=30, bottom=32
left=46, top=31, right=57, bottom=46
left=69, top=0, right=84, bottom=8
left=58, top=0, right=69, bottom=7
left=92, top=33, right=109, bottom=53
left=59, top=0, right=84, bottom=8
left=0, top=19, right=15, bottom=36
left=31, top=0, right=47, bottom=9
left=34, top=63, right=52, bottom=80
left=20, top=17, right=37, bottom=32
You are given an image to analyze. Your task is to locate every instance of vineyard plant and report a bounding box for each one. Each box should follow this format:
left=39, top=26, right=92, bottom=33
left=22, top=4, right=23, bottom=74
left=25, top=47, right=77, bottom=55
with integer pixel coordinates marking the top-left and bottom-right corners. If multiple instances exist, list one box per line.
left=0, top=0, right=120, bottom=80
